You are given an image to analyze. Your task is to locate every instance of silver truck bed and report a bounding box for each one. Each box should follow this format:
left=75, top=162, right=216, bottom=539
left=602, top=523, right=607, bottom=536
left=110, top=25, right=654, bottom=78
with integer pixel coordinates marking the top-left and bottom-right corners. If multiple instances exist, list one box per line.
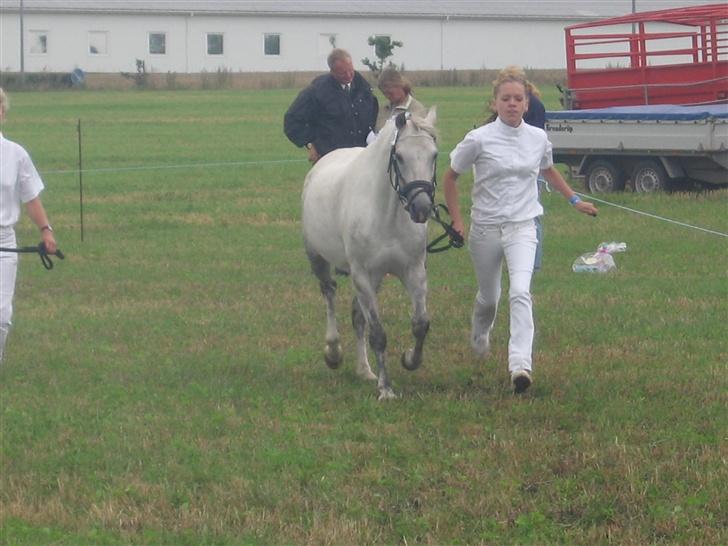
left=546, top=105, right=728, bottom=157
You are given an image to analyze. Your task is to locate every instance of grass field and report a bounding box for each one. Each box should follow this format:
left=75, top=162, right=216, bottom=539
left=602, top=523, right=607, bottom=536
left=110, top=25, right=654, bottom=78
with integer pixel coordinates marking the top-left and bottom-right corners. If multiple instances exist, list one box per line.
left=1, top=87, right=726, bottom=545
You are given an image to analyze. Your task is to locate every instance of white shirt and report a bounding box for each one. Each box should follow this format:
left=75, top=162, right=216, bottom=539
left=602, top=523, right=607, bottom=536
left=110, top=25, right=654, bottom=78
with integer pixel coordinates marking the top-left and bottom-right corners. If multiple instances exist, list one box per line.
left=387, top=95, right=413, bottom=117
left=449, top=117, right=551, bottom=226
left=0, top=132, right=44, bottom=227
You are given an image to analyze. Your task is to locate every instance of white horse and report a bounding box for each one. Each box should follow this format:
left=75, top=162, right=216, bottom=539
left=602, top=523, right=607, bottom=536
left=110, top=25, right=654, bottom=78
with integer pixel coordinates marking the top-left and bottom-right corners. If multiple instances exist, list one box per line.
left=302, top=109, right=438, bottom=400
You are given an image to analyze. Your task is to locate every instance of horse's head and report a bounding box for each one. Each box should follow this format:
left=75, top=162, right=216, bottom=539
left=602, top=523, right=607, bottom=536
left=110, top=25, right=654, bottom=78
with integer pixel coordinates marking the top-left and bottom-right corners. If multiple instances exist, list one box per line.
left=388, top=107, right=439, bottom=223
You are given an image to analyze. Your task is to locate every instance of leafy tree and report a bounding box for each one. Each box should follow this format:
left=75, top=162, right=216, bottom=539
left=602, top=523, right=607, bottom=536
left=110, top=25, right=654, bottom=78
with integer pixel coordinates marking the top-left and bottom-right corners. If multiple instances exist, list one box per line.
left=362, top=35, right=403, bottom=75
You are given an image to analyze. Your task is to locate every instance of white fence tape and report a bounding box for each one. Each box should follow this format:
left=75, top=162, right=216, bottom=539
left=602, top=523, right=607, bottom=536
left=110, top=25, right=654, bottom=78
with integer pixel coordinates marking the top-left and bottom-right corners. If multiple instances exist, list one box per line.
left=40, top=156, right=727, bottom=238
left=576, top=192, right=728, bottom=238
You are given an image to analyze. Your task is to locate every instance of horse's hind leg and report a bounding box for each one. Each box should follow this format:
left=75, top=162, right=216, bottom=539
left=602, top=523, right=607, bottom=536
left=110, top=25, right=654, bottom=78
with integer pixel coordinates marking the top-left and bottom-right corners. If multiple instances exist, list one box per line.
left=308, top=251, right=342, bottom=369
left=401, top=264, right=430, bottom=371
left=351, top=297, right=376, bottom=381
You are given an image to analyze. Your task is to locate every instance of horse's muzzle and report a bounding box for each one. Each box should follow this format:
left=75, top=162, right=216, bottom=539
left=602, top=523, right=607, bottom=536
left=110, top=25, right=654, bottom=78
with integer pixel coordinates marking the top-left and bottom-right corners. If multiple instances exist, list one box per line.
left=400, top=180, right=435, bottom=223
left=408, top=202, right=432, bottom=223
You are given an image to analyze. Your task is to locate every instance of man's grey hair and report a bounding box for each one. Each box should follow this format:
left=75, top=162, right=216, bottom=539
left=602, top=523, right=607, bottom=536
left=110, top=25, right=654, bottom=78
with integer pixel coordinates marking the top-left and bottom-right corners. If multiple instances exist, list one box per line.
left=327, top=48, right=352, bottom=70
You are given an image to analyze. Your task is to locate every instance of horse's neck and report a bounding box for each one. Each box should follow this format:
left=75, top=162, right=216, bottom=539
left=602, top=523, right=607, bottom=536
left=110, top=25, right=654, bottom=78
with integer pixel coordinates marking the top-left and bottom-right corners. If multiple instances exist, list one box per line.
left=358, top=132, right=405, bottom=216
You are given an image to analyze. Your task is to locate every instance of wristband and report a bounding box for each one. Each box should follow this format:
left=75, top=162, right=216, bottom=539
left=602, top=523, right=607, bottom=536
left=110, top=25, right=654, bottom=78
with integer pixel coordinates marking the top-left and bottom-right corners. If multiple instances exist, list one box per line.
left=568, top=195, right=581, bottom=206
left=40, top=224, right=53, bottom=232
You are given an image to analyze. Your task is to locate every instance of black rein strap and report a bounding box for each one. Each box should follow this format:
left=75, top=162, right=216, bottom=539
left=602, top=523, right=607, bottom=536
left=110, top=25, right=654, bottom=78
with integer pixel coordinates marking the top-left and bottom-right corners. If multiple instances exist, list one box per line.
left=387, top=112, right=462, bottom=254
left=0, top=242, right=66, bottom=270
left=427, top=204, right=465, bottom=253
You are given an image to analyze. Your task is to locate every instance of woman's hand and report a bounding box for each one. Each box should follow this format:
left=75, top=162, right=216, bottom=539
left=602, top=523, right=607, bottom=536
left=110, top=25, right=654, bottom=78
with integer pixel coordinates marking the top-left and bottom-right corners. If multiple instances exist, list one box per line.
left=41, top=228, right=57, bottom=254
left=452, top=218, right=466, bottom=239
left=306, top=143, right=321, bottom=163
left=575, top=200, right=598, bottom=217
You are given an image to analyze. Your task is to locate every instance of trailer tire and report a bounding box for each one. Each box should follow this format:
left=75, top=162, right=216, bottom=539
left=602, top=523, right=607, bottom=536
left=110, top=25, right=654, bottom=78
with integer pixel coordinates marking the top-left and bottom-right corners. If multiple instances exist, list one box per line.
left=585, top=159, right=625, bottom=193
left=632, top=160, right=668, bottom=193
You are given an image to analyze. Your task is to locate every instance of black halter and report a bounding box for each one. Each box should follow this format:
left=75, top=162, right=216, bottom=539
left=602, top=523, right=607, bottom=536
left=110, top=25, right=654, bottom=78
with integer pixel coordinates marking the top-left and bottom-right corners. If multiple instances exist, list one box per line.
left=386, top=113, right=437, bottom=213
left=385, top=112, right=463, bottom=253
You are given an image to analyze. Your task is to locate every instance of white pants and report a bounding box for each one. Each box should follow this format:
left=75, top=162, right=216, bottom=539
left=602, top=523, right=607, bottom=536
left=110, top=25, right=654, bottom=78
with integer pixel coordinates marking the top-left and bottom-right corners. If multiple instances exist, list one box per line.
left=0, top=228, right=18, bottom=361
left=469, top=219, right=537, bottom=373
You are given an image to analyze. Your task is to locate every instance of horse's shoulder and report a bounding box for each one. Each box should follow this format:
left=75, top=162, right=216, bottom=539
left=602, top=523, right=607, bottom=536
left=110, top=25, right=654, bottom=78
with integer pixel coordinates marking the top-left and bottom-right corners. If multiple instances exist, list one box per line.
left=325, top=147, right=365, bottom=167
left=307, top=147, right=363, bottom=182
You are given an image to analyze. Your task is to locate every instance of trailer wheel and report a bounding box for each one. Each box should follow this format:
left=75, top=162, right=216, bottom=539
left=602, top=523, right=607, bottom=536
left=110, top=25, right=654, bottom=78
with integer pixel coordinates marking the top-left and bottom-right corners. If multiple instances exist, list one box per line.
left=585, top=160, right=625, bottom=193
left=632, top=160, right=668, bottom=193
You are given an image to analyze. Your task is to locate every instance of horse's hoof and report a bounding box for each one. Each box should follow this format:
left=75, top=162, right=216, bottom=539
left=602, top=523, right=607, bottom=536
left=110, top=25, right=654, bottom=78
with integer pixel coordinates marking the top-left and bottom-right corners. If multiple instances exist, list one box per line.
left=401, top=349, right=421, bottom=371
left=377, top=387, right=398, bottom=401
left=324, top=343, right=343, bottom=369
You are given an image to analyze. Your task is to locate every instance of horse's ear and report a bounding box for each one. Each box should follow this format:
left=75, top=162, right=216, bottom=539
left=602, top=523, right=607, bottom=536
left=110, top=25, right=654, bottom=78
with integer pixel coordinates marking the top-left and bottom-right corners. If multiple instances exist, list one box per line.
left=424, top=106, right=437, bottom=126
left=395, top=112, right=407, bottom=129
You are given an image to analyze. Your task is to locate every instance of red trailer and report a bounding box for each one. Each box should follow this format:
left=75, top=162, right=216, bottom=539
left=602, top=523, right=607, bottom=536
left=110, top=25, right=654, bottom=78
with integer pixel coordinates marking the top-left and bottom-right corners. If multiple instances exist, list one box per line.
left=562, top=3, right=728, bottom=109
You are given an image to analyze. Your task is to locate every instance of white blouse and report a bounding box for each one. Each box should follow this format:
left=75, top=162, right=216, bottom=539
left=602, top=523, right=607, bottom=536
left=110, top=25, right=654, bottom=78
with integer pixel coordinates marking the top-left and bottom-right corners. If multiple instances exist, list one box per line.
left=449, top=117, right=551, bottom=226
left=0, top=132, right=44, bottom=228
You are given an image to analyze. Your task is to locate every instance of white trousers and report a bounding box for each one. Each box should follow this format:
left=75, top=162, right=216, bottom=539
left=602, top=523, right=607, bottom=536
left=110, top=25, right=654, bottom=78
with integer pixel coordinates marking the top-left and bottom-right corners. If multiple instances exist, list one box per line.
left=0, top=228, right=18, bottom=361
left=469, top=219, right=537, bottom=373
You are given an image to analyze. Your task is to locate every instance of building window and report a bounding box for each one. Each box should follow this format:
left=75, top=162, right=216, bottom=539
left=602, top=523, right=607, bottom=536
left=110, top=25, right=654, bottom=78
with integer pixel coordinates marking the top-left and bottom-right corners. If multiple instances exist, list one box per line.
left=29, top=30, right=48, bottom=54
left=264, top=33, right=280, bottom=56
left=207, top=33, right=223, bottom=55
left=149, top=32, right=166, bottom=55
left=88, top=31, right=108, bottom=55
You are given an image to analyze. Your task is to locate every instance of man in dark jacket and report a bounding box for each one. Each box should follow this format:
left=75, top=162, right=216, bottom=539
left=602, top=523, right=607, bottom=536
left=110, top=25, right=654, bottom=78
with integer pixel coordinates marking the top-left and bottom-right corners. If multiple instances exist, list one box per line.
left=284, top=48, right=378, bottom=163
left=523, top=82, right=548, bottom=272
left=523, top=91, right=545, bottom=130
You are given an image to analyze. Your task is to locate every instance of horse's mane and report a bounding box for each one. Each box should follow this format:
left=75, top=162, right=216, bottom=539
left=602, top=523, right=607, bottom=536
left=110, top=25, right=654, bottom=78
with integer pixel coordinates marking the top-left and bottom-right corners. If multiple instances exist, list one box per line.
left=374, top=108, right=439, bottom=146
left=359, top=108, right=438, bottom=165
left=408, top=110, right=439, bottom=141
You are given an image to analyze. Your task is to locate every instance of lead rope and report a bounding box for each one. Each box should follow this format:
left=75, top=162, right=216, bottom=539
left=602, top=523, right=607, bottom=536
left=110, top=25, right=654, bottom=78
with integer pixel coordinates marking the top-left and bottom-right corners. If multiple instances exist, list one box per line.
left=427, top=204, right=464, bottom=253
left=0, top=242, right=66, bottom=270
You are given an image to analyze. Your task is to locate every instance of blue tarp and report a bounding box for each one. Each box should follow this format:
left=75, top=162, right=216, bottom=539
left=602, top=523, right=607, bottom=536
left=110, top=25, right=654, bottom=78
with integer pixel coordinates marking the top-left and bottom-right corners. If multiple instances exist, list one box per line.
left=546, top=104, right=728, bottom=121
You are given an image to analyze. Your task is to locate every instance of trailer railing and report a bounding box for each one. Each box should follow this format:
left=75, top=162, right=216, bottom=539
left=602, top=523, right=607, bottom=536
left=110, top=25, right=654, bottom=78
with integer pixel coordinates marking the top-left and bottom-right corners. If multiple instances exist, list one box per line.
left=563, top=3, right=728, bottom=109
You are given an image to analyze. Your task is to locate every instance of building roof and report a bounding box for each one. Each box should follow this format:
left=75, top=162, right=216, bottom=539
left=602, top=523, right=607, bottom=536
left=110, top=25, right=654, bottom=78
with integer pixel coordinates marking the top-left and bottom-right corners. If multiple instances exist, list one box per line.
left=0, top=0, right=716, bottom=21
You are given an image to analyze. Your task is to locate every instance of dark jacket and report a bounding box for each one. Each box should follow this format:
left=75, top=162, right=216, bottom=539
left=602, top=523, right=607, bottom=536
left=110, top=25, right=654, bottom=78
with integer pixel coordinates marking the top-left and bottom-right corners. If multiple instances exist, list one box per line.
left=524, top=93, right=546, bottom=130
left=284, top=71, right=379, bottom=157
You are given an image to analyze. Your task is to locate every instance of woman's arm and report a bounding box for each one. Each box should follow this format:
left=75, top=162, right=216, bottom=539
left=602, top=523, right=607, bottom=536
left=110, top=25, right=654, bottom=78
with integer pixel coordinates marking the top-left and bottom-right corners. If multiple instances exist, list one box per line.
left=25, top=197, right=57, bottom=253
left=443, top=167, right=465, bottom=237
left=542, top=166, right=598, bottom=217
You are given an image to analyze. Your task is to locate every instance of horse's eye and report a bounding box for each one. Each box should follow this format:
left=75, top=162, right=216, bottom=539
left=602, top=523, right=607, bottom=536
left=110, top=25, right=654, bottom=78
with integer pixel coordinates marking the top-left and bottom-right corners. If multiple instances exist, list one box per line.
left=395, top=153, right=404, bottom=162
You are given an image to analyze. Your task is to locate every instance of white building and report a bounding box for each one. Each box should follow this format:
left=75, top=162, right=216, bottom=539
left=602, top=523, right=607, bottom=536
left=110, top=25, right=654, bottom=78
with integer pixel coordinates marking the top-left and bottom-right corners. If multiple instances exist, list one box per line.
left=0, top=0, right=713, bottom=74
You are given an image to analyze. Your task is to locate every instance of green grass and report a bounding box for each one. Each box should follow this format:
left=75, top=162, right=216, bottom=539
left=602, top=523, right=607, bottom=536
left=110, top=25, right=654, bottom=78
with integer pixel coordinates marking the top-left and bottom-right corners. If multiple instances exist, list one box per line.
left=1, top=88, right=726, bottom=545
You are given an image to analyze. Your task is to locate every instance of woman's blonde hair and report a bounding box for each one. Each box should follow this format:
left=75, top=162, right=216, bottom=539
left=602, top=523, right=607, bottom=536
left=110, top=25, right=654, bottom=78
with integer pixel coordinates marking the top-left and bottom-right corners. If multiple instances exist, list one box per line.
left=0, top=87, right=8, bottom=116
left=483, top=65, right=542, bottom=124
left=377, top=68, right=412, bottom=95
left=492, top=65, right=540, bottom=99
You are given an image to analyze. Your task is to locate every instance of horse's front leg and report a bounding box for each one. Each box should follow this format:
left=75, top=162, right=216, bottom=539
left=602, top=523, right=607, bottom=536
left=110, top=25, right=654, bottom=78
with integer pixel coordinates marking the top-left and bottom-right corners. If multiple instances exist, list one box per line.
left=401, top=262, right=430, bottom=371
left=351, top=296, right=377, bottom=381
left=351, top=271, right=396, bottom=400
